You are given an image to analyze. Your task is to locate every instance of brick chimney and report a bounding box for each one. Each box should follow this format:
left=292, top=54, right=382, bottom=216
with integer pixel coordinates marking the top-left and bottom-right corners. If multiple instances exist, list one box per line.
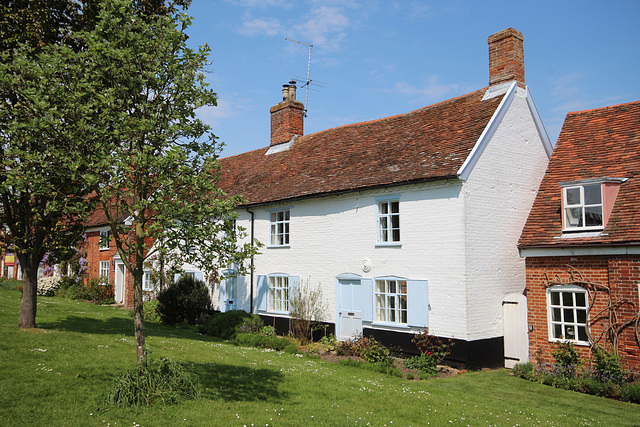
left=488, top=28, right=524, bottom=86
left=270, top=81, right=305, bottom=146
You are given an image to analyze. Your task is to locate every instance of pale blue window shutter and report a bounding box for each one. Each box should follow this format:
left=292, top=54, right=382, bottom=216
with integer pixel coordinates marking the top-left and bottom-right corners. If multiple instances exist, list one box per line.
left=407, top=280, right=429, bottom=327
left=288, top=275, right=300, bottom=313
left=361, top=278, right=373, bottom=322
left=256, top=275, right=268, bottom=312
left=173, top=273, right=181, bottom=284
left=195, top=272, right=203, bottom=282
left=220, top=277, right=227, bottom=302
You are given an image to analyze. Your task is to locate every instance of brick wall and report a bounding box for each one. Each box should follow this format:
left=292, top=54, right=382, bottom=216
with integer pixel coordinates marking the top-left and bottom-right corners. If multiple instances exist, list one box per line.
left=526, top=255, right=640, bottom=371
left=270, top=100, right=304, bottom=146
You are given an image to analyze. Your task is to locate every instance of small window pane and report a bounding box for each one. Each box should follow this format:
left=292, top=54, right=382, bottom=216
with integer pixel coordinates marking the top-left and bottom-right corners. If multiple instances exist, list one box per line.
left=563, top=308, right=574, bottom=322
left=550, top=292, right=560, bottom=305
left=391, top=201, right=399, bottom=213
left=584, top=185, right=602, bottom=205
left=575, top=293, right=586, bottom=307
left=578, top=326, right=588, bottom=342
left=565, top=325, right=576, bottom=340
left=553, top=324, right=562, bottom=339
left=577, top=309, right=587, bottom=323
left=552, top=308, right=561, bottom=321
left=379, top=202, right=388, bottom=214
left=562, top=292, right=573, bottom=306
left=584, top=206, right=603, bottom=226
left=566, top=187, right=581, bottom=205
left=565, top=208, right=583, bottom=227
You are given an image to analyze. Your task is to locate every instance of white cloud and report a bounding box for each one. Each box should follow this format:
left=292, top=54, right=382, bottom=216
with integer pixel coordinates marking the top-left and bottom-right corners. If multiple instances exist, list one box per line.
left=238, top=17, right=284, bottom=37
left=196, top=97, right=241, bottom=128
left=294, top=6, right=350, bottom=51
left=225, top=0, right=291, bottom=8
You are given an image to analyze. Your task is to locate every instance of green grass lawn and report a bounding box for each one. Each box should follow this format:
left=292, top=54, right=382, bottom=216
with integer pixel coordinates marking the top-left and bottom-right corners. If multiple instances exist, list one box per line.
left=1, top=288, right=638, bottom=426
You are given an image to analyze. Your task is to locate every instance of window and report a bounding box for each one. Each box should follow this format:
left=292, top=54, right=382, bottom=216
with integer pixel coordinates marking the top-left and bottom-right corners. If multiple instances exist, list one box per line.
left=99, top=230, right=110, bottom=250
left=377, top=199, right=400, bottom=244
left=268, top=275, right=289, bottom=312
left=143, top=271, right=153, bottom=291
left=374, top=278, right=407, bottom=324
left=562, top=184, right=603, bottom=230
left=270, top=209, right=290, bottom=246
left=548, top=286, right=588, bottom=344
left=99, top=261, right=109, bottom=279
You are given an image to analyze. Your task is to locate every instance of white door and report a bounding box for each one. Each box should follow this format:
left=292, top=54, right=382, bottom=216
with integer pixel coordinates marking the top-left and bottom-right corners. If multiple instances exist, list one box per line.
left=503, top=293, right=529, bottom=368
left=338, top=279, right=363, bottom=340
left=114, top=262, right=125, bottom=304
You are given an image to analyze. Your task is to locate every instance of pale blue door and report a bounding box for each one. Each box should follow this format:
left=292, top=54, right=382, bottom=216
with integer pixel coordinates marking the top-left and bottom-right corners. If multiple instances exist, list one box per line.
left=223, top=275, right=237, bottom=312
left=338, top=279, right=363, bottom=340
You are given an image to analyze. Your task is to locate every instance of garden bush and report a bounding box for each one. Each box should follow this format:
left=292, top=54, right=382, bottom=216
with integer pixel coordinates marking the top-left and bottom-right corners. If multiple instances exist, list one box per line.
left=0, top=277, right=21, bottom=290
left=591, top=345, right=625, bottom=384
left=156, top=276, right=211, bottom=325
left=552, top=341, right=581, bottom=378
left=199, top=310, right=261, bottom=339
left=36, top=276, right=62, bottom=296
left=233, top=332, right=295, bottom=352
left=105, top=358, right=201, bottom=407
left=143, top=299, right=161, bottom=323
left=411, top=329, right=454, bottom=365
left=404, top=353, right=438, bottom=376
left=56, top=277, right=114, bottom=304
left=336, top=333, right=393, bottom=367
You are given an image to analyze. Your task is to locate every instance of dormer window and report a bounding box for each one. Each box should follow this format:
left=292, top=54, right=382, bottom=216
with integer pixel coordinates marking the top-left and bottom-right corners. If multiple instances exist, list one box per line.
left=560, top=178, right=626, bottom=232
left=563, top=184, right=603, bottom=230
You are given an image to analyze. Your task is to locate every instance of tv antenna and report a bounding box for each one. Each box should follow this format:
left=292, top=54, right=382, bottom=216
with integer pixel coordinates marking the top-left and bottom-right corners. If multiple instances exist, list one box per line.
left=285, top=38, right=324, bottom=117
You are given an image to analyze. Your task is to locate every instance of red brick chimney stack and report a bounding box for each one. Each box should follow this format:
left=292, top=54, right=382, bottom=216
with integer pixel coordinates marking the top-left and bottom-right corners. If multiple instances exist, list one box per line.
left=270, top=80, right=305, bottom=146
left=488, top=28, right=525, bottom=87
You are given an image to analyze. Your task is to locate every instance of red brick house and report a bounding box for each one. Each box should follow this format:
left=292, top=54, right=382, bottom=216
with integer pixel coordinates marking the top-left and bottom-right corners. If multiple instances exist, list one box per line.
left=519, top=100, right=640, bottom=371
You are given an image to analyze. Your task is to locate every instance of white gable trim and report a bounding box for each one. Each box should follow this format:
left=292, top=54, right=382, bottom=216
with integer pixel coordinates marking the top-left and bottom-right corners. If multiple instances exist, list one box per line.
left=525, top=87, right=554, bottom=158
left=457, top=81, right=517, bottom=181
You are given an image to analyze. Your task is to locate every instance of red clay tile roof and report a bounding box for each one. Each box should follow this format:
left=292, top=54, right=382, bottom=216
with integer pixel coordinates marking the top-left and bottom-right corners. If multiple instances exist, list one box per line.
left=519, top=100, right=640, bottom=248
left=219, top=88, right=504, bottom=206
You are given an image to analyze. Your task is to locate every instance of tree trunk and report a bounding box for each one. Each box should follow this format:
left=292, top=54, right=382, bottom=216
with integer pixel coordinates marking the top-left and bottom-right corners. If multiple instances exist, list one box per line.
left=18, top=258, right=38, bottom=328
left=133, top=268, right=145, bottom=365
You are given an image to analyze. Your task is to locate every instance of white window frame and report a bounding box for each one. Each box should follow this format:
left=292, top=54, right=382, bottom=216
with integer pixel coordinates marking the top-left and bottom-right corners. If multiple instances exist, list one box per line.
left=561, top=182, right=603, bottom=231
left=376, top=197, right=401, bottom=245
left=374, top=277, right=408, bottom=325
left=99, top=230, right=110, bottom=250
left=269, top=209, right=290, bottom=247
left=143, top=271, right=153, bottom=291
left=268, top=275, right=289, bottom=313
left=547, top=285, right=589, bottom=345
left=99, top=261, right=110, bottom=279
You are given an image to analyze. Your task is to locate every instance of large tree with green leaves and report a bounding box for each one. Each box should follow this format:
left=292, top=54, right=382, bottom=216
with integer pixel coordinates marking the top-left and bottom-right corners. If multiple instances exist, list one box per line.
left=0, top=2, right=111, bottom=328
left=84, top=0, right=256, bottom=365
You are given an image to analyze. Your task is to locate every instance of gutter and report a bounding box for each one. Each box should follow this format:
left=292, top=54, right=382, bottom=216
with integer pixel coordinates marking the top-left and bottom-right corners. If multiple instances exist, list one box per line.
left=245, top=207, right=255, bottom=313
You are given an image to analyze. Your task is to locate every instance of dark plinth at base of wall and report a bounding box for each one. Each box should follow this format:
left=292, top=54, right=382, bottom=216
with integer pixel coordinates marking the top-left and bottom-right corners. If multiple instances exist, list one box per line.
left=256, top=315, right=504, bottom=369
left=364, top=328, right=505, bottom=370
left=258, top=314, right=336, bottom=342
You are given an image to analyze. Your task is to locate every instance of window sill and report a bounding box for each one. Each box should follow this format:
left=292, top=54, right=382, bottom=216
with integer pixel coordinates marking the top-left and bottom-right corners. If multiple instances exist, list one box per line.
left=548, top=338, right=590, bottom=347
left=375, top=242, right=402, bottom=248
left=267, top=245, right=290, bottom=249
left=99, top=247, right=110, bottom=251
left=371, top=321, right=409, bottom=329
left=560, top=227, right=604, bottom=234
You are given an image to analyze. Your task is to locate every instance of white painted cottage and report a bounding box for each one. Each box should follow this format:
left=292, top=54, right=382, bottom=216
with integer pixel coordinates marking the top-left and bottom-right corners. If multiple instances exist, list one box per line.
left=215, top=28, right=553, bottom=368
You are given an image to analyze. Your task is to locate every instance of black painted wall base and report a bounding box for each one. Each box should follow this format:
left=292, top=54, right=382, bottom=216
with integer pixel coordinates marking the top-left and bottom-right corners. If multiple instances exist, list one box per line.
left=256, top=315, right=504, bottom=369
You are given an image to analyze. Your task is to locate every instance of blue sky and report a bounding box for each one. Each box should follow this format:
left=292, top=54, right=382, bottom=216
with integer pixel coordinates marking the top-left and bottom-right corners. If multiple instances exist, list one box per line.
left=185, top=1, right=640, bottom=158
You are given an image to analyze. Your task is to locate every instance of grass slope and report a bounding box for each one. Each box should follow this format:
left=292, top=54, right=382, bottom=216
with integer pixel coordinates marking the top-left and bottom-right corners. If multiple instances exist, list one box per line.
left=0, top=288, right=638, bottom=426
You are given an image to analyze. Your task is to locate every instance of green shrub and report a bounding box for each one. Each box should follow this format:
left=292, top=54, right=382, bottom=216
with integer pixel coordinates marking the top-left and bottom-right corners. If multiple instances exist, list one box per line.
left=156, top=276, right=211, bottom=325
left=57, top=277, right=114, bottom=304
left=0, top=277, right=21, bottom=290
left=406, top=371, right=414, bottom=380
left=512, top=362, right=534, bottom=380
left=143, top=299, right=161, bottom=323
left=284, top=343, right=299, bottom=354
left=233, top=332, right=295, bottom=352
left=37, top=276, right=62, bottom=296
left=335, top=334, right=393, bottom=367
left=621, top=382, right=640, bottom=403
left=412, top=329, right=454, bottom=365
left=105, top=358, right=201, bottom=407
left=199, top=310, right=259, bottom=339
left=552, top=341, right=581, bottom=378
left=591, top=345, right=626, bottom=384
left=404, top=353, right=438, bottom=376
left=259, top=325, right=276, bottom=336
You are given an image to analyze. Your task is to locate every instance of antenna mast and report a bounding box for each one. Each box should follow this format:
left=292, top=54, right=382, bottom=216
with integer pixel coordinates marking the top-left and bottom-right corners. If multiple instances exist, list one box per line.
left=285, top=38, right=313, bottom=117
